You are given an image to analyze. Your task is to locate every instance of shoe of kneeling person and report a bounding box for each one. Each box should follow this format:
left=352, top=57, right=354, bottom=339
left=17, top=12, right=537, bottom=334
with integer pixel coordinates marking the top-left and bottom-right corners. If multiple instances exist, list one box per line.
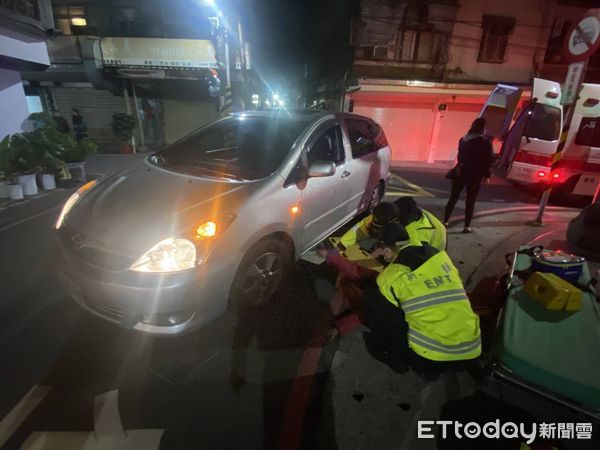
left=462, top=227, right=473, bottom=233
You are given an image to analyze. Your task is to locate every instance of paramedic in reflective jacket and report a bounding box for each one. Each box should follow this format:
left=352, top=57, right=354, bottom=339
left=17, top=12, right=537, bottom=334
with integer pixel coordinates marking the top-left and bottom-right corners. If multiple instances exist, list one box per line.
left=394, top=196, right=446, bottom=251
left=339, top=202, right=398, bottom=248
left=323, top=202, right=399, bottom=279
left=362, top=226, right=481, bottom=367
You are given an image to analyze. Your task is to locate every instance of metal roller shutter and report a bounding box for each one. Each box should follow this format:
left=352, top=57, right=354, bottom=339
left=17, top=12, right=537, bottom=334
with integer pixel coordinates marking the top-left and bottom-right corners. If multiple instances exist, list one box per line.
left=355, top=102, right=435, bottom=162
left=163, top=99, right=218, bottom=145
left=51, top=87, right=128, bottom=151
left=434, top=102, right=482, bottom=161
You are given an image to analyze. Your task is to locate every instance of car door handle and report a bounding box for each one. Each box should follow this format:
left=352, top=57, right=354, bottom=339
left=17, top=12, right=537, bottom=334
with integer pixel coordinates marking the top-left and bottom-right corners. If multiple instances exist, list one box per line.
left=341, top=170, right=351, bottom=179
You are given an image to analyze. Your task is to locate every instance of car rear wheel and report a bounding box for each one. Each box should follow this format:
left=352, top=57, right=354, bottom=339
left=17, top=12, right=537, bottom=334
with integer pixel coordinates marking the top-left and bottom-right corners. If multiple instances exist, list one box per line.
left=366, top=182, right=383, bottom=215
left=229, top=238, right=292, bottom=311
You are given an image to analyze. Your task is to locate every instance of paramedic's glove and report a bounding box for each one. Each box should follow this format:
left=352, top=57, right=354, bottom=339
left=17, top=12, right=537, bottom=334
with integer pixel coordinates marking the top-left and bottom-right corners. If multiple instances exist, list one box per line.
left=371, top=246, right=396, bottom=264
left=370, top=248, right=385, bottom=259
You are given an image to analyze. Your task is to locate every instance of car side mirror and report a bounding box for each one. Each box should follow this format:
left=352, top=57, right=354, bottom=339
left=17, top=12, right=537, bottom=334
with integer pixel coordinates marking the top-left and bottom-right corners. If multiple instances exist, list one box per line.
left=308, top=161, right=336, bottom=178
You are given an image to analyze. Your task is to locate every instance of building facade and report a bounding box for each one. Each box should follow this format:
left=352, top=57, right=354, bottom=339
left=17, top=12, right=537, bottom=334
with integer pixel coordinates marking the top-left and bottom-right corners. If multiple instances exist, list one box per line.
left=0, top=0, right=52, bottom=140
left=345, top=0, right=599, bottom=163
left=21, top=0, right=250, bottom=152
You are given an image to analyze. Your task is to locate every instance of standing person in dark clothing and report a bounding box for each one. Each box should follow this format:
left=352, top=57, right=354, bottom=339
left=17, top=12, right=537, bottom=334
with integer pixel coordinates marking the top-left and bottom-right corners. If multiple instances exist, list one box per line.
left=52, top=110, right=70, bottom=134
left=71, top=108, right=87, bottom=141
left=443, top=117, right=495, bottom=233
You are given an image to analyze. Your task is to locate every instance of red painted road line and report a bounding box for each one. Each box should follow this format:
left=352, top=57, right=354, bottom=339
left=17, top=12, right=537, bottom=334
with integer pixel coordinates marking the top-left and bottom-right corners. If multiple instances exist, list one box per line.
left=278, top=291, right=345, bottom=450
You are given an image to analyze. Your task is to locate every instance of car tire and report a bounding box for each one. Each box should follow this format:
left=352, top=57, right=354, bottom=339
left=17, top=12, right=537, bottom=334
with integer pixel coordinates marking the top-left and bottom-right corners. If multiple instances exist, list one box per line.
left=366, top=182, right=383, bottom=216
left=228, top=238, right=292, bottom=312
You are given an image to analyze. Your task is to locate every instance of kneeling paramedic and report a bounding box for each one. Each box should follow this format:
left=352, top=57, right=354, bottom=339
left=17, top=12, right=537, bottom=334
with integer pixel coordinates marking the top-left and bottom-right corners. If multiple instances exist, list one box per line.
left=394, top=196, right=446, bottom=251
left=322, top=202, right=399, bottom=281
left=362, top=227, right=481, bottom=365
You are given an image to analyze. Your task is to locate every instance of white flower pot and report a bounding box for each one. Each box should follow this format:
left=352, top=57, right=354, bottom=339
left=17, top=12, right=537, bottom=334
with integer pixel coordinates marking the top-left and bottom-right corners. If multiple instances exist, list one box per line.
left=40, top=173, right=56, bottom=190
left=8, top=183, right=24, bottom=200
left=0, top=180, right=9, bottom=199
left=18, top=174, right=38, bottom=196
left=66, top=162, right=87, bottom=182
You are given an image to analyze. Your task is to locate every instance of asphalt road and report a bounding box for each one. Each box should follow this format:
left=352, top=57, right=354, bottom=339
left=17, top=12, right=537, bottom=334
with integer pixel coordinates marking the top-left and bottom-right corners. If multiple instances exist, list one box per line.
left=0, top=162, right=587, bottom=449
left=0, top=190, right=339, bottom=450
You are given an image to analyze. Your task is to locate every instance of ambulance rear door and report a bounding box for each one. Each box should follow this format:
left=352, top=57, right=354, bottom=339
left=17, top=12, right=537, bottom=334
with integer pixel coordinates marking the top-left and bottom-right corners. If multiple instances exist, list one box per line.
left=501, top=78, right=563, bottom=182
left=477, top=84, right=522, bottom=138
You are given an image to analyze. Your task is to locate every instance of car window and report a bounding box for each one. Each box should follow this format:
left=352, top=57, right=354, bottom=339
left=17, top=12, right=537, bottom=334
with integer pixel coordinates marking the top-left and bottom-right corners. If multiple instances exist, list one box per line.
left=155, top=116, right=307, bottom=180
left=524, top=103, right=561, bottom=141
left=307, top=126, right=344, bottom=166
left=575, top=117, right=600, bottom=147
left=346, top=118, right=376, bottom=158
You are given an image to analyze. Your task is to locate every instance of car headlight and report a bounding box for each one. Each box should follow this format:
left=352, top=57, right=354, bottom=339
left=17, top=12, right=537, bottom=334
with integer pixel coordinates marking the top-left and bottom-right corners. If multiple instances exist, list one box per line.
left=55, top=180, right=97, bottom=229
left=130, top=238, right=197, bottom=273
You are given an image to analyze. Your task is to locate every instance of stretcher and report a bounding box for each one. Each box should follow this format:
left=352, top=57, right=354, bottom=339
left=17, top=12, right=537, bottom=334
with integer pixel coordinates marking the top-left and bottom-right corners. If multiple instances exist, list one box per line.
left=328, top=237, right=384, bottom=272
left=490, top=247, right=600, bottom=418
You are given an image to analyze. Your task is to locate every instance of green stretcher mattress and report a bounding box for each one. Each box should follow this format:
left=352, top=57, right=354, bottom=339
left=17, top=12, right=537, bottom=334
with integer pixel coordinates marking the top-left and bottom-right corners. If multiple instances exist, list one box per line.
left=495, top=250, right=600, bottom=413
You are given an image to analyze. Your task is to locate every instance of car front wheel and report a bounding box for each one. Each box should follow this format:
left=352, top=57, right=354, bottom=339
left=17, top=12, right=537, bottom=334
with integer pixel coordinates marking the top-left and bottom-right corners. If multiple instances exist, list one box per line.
left=229, top=238, right=292, bottom=310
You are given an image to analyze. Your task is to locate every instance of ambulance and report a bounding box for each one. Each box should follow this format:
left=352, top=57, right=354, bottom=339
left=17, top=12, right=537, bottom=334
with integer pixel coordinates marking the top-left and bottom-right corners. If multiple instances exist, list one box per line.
left=479, top=78, right=600, bottom=197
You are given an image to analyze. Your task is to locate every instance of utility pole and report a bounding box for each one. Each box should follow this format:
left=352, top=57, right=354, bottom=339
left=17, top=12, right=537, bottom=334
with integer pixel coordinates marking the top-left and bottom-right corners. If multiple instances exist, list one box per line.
left=206, top=1, right=247, bottom=115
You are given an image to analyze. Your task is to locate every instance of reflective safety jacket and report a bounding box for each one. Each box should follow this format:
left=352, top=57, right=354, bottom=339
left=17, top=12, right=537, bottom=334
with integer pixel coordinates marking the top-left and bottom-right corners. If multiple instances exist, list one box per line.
left=376, top=247, right=481, bottom=361
left=340, top=215, right=373, bottom=248
left=405, top=210, right=446, bottom=251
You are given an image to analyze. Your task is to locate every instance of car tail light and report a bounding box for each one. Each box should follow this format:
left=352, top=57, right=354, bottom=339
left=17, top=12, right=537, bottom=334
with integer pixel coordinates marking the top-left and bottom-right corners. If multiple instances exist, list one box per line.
left=375, top=131, right=389, bottom=149
left=551, top=171, right=563, bottom=183
left=537, top=170, right=547, bottom=178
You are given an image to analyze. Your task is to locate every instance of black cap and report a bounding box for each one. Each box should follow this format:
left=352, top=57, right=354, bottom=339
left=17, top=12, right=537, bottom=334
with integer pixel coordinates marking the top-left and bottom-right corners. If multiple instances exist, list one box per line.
left=381, top=222, right=409, bottom=245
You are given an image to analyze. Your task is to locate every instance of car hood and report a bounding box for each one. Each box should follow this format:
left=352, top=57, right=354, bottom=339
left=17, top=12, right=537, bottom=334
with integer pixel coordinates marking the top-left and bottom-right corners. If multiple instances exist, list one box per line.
left=66, top=160, right=252, bottom=256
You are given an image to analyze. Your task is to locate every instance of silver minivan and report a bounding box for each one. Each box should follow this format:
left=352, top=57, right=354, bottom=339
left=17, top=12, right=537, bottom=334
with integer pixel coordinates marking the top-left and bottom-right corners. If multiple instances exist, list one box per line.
left=56, top=111, right=391, bottom=335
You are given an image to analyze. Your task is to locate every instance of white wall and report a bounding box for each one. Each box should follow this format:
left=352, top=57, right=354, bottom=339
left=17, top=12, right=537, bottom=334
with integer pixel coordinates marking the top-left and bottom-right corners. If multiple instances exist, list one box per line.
left=0, top=26, right=49, bottom=66
left=0, top=69, right=30, bottom=140
left=447, top=0, right=555, bottom=83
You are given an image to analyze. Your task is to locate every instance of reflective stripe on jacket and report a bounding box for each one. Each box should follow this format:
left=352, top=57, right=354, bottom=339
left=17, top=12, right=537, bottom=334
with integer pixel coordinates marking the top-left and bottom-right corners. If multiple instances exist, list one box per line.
left=340, top=215, right=372, bottom=248
left=376, top=249, right=481, bottom=361
left=405, top=210, right=447, bottom=251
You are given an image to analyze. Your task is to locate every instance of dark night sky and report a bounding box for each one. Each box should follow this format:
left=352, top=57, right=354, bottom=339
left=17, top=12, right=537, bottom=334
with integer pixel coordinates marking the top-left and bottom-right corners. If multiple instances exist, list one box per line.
left=227, top=0, right=356, bottom=98
left=238, top=0, right=316, bottom=92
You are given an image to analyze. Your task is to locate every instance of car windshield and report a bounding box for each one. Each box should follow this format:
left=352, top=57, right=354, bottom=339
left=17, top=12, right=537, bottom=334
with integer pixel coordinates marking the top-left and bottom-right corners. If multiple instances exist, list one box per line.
left=154, top=116, right=307, bottom=181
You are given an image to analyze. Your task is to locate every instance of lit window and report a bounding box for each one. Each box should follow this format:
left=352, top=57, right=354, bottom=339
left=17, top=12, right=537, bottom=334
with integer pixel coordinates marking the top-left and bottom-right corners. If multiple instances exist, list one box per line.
left=53, top=5, right=87, bottom=35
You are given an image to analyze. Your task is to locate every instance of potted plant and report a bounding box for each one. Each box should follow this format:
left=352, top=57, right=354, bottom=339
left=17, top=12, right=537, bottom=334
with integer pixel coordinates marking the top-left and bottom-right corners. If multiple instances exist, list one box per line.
left=26, top=113, right=76, bottom=190
left=0, top=135, right=24, bottom=200
left=111, top=112, right=136, bottom=154
left=64, top=138, right=97, bottom=182
left=7, top=133, right=39, bottom=196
